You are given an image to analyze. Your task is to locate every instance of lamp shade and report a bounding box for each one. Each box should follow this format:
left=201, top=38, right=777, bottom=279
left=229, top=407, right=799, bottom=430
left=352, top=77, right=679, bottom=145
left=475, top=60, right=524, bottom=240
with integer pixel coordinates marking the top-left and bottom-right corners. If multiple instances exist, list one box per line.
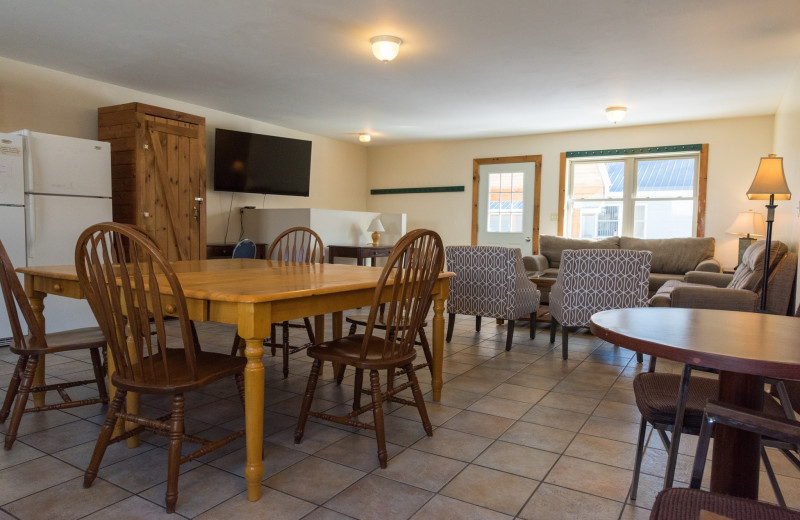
left=367, top=219, right=385, bottom=233
left=725, top=210, right=766, bottom=237
left=370, top=35, right=402, bottom=62
left=746, top=154, right=791, bottom=200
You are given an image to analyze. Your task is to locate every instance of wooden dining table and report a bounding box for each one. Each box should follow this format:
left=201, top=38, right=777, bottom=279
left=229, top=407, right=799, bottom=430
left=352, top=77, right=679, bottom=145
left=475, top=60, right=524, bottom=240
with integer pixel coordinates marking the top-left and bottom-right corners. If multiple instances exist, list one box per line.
left=590, top=307, right=800, bottom=500
left=18, top=258, right=452, bottom=502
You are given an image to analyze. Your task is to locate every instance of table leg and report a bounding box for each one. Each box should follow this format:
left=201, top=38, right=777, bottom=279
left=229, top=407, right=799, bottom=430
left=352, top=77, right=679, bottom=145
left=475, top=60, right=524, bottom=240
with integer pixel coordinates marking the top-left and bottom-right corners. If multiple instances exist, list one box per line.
left=711, top=371, right=763, bottom=499
left=240, top=303, right=269, bottom=502
left=26, top=290, right=47, bottom=407
left=431, top=294, right=445, bottom=402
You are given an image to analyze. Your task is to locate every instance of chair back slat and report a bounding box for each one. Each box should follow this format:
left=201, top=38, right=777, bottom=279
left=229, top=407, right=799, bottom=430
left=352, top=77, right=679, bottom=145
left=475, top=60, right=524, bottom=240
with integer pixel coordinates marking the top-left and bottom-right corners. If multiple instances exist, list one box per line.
left=75, top=222, right=198, bottom=386
left=0, top=240, right=45, bottom=351
left=267, top=227, right=324, bottom=263
left=361, top=230, right=444, bottom=361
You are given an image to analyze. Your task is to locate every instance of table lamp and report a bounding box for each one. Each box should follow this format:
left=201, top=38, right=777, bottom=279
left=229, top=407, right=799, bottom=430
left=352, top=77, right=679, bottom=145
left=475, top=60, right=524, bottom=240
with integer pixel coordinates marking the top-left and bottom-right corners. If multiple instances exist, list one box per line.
left=746, top=154, right=791, bottom=311
left=725, top=210, right=766, bottom=266
left=367, top=218, right=385, bottom=247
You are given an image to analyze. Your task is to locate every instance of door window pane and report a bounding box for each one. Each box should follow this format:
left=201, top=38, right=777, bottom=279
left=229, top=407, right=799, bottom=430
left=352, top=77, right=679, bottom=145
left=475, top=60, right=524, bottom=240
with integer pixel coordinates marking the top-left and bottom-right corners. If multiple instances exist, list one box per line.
left=486, top=171, right=523, bottom=232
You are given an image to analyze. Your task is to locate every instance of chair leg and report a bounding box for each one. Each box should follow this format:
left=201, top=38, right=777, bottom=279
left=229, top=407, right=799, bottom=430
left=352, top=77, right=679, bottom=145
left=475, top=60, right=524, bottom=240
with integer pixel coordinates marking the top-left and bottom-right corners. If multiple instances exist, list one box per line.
left=295, top=359, right=322, bottom=444
left=270, top=323, right=278, bottom=357
left=406, top=364, right=433, bottom=437
left=562, top=326, right=569, bottom=360
left=505, top=320, right=515, bottom=351
left=0, top=355, right=26, bottom=423
left=230, top=334, right=244, bottom=357
left=89, top=347, right=109, bottom=402
left=549, top=319, right=557, bottom=344
left=348, top=322, right=358, bottom=335
left=664, top=364, right=693, bottom=489
left=85, top=388, right=126, bottom=487
left=282, top=321, right=290, bottom=379
left=165, top=393, right=185, bottom=514
left=529, top=312, right=536, bottom=340
left=5, top=355, right=38, bottom=450
left=762, top=446, right=787, bottom=507
left=353, top=369, right=364, bottom=411
left=302, top=317, right=315, bottom=344
left=446, top=313, right=455, bottom=342
left=630, top=417, right=648, bottom=500
left=369, top=369, right=388, bottom=468
left=417, top=327, right=434, bottom=377
left=234, top=372, right=246, bottom=408
left=636, top=351, right=644, bottom=364
left=475, top=315, right=481, bottom=332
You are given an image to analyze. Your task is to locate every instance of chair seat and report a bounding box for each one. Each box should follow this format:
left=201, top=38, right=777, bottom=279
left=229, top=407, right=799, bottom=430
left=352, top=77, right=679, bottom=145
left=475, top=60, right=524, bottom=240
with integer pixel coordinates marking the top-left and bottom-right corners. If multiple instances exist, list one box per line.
left=113, top=348, right=247, bottom=394
left=650, top=487, right=800, bottom=520
left=634, top=372, right=786, bottom=429
left=307, top=334, right=417, bottom=370
left=10, top=326, right=108, bottom=355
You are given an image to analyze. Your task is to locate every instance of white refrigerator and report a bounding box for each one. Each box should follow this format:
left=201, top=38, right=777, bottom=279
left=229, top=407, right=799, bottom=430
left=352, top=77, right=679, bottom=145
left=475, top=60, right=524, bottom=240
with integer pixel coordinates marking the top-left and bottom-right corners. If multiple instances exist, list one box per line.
left=0, top=130, right=113, bottom=342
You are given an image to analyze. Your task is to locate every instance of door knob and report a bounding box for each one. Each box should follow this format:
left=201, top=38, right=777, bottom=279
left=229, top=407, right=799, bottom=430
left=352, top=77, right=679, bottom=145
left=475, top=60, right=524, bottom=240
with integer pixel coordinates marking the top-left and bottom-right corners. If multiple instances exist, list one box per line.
left=525, top=237, right=532, bottom=242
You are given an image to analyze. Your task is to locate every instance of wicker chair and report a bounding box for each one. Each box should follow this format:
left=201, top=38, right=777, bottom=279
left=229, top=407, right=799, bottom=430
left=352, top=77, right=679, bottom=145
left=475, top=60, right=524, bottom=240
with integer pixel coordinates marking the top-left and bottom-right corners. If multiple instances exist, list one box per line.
left=650, top=400, right=800, bottom=520
left=549, top=248, right=651, bottom=360
left=266, top=227, right=323, bottom=378
left=0, top=239, right=108, bottom=450
left=295, top=229, right=444, bottom=468
left=75, top=222, right=246, bottom=514
left=444, top=245, right=540, bottom=351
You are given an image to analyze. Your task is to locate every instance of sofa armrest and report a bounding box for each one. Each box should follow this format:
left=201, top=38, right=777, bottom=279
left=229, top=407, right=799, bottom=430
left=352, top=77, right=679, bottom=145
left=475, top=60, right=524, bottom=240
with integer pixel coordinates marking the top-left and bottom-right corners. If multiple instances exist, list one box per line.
left=523, top=254, right=549, bottom=272
left=684, top=271, right=733, bottom=287
left=670, top=286, right=758, bottom=312
left=694, top=258, right=721, bottom=273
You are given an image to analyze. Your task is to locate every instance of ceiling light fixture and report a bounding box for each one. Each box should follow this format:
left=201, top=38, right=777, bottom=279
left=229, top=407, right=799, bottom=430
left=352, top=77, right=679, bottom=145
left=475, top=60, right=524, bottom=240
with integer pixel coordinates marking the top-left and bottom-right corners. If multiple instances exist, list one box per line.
left=370, top=35, right=402, bottom=62
left=605, top=106, right=627, bottom=124
left=358, top=133, right=371, bottom=143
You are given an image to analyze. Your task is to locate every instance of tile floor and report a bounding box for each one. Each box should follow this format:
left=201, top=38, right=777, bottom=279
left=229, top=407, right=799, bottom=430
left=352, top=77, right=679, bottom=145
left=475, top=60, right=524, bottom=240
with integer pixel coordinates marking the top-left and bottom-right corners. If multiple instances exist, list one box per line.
left=1, top=313, right=798, bottom=519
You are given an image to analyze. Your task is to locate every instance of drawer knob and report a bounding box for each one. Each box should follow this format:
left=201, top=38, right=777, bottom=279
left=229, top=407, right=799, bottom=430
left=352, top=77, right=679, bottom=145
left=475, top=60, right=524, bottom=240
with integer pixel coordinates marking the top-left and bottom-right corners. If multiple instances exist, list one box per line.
left=53, top=283, right=62, bottom=292
left=166, top=304, right=177, bottom=314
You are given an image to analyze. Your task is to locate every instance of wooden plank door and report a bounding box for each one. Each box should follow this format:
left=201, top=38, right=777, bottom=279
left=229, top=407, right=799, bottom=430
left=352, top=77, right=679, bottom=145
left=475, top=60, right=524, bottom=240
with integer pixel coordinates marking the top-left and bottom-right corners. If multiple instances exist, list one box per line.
left=143, top=117, right=206, bottom=261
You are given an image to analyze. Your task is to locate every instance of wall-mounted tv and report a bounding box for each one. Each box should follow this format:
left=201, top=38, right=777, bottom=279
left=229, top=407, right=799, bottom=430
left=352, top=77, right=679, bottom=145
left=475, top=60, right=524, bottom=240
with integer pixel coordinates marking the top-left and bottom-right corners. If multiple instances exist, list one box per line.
left=213, top=128, right=312, bottom=196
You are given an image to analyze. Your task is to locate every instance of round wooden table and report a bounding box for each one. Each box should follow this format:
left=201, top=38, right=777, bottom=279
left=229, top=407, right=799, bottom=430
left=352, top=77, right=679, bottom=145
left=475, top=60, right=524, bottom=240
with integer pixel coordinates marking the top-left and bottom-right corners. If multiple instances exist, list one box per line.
left=590, top=307, right=800, bottom=499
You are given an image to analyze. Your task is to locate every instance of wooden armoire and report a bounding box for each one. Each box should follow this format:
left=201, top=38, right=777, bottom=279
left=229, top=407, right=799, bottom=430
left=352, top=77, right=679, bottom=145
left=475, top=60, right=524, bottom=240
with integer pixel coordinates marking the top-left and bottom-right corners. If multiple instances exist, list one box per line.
left=98, top=103, right=207, bottom=261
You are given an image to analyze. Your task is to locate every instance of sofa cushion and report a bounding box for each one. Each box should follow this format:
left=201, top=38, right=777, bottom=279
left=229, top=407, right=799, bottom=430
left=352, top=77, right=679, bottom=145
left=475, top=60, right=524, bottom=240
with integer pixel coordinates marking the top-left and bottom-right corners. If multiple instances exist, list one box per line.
left=647, top=273, right=684, bottom=297
left=619, top=237, right=715, bottom=275
left=539, top=235, right=620, bottom=268
left=728, top=240, right=788, bottom=291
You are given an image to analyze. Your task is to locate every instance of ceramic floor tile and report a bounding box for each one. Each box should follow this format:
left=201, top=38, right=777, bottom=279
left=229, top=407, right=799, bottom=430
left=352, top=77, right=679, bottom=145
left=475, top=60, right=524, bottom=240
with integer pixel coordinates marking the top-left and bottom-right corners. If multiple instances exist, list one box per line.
left=410, top=427, right=493, bottom=462
left=518, top=483, right=624, bottom=520
left=0, top=455, right=83, bottom=504
left=194, top=487, right=316, bottom=520
left=440, top=410, right=514, bottom=439
left=301, top=507, right=355, bottom=520
left=519, top=405, right=589, bottom=432
left=410, top=494, right=513, bottom=520
left=377, top=448, right=466, bottom=492
left=324, top=474, right=433, bottom=520
left=4, top=475, right=130, bottom=520
left=440, top=463, right=538, bottom=516
left=473, top=440, right=559, bottom=481
left=536, top=392, right=600, bottom=415
left=487, top=383, right=548, bottom=404
left=0, top=441, right=45, bottom=471
left=466, top=395, right=534, bottom=420
left=564, top=433, right=637, bottom=470
left=499, top=421, right=575, bottom=454
left=264, top=456, right=365, bottom=504
left=544, top=455, right=633, bottom=502
left=315, top=433, right=403, bottom=472
left=81, top=495, right=186, bottom=520
left=579, top=415, right=644, bottom=444
left=592, top=400, right=641, bottom=423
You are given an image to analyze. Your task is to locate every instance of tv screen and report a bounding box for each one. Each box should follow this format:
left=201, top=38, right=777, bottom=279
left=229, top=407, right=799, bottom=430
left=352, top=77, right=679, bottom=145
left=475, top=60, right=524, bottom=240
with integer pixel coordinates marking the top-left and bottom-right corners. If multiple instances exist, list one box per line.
left=213, top=128, right=312, bottom=196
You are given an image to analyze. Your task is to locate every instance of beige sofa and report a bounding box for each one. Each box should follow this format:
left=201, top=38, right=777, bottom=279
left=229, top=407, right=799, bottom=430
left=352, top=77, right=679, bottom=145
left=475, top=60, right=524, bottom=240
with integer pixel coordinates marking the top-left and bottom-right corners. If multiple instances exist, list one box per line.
left=524, top=235, right=721, bottom=300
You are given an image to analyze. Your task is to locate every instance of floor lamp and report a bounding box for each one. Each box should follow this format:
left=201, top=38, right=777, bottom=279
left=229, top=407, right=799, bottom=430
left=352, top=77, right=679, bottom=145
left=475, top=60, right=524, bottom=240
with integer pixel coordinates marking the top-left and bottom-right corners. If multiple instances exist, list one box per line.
left=746, top=154, right=791, bottom=311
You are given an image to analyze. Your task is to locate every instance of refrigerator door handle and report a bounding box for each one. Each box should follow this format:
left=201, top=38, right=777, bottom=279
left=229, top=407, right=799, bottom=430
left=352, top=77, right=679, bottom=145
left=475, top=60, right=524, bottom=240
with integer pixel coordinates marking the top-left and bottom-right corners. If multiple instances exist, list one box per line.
left=26, top=196, right=35, bottom=261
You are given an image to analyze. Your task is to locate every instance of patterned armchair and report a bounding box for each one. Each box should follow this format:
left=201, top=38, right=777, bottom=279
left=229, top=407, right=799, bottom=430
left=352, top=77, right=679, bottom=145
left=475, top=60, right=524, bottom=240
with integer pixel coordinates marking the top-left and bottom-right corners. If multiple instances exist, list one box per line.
left=445, top=246, right=540, bottom=351
left=549, top=249, right=651, bottom=360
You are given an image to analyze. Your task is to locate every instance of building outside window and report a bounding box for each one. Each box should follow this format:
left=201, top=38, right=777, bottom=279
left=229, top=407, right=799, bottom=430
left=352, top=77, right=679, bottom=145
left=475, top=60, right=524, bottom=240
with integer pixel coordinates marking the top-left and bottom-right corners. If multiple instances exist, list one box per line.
left=565, top=151, right=700, bottom=239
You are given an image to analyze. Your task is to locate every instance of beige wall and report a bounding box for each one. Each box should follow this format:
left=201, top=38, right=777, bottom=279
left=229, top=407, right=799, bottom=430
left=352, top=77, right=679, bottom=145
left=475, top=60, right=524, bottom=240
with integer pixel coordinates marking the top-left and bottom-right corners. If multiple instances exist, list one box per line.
left=366, top=116, right=779, bottom=268
left=774, top=61, right=800, bottom=308
left=0, top=58, right=368, bottom=244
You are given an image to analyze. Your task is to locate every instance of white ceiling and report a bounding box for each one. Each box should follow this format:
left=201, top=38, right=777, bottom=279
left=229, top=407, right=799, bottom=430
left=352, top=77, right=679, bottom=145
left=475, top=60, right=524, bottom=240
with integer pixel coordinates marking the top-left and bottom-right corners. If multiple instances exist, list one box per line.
left=2, top=0, right=800, bottom=145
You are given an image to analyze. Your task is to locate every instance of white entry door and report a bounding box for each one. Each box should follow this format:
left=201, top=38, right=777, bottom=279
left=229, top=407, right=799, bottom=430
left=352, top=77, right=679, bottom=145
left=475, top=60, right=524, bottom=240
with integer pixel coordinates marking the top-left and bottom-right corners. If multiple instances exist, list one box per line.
left=477, top=161, right=535, bottom=253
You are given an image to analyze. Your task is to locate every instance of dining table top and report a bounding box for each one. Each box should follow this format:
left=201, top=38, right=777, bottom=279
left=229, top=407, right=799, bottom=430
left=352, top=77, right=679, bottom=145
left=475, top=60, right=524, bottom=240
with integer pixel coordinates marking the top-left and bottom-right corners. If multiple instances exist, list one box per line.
left=590, top=307, right=800, bottom=380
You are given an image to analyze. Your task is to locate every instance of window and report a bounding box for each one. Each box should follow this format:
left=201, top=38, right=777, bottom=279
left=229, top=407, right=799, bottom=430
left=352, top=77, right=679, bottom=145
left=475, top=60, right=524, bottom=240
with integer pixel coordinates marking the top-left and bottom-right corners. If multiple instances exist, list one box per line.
left=486, top=171, right=524, bottom=233
left=562, top=146, right=706, bottom=239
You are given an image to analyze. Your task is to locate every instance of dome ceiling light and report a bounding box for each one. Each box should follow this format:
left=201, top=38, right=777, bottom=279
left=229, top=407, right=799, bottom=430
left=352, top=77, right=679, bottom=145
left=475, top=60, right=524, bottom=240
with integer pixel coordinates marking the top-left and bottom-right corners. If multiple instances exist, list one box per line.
left=370, top=35, right=402, bottom=62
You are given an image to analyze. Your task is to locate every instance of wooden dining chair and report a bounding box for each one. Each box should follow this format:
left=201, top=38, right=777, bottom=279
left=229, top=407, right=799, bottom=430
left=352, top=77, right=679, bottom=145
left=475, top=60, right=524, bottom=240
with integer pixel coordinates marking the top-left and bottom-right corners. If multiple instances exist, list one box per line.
left=295, top=229, right=444, bottom=468
left=228, top=238, right=258, bottom=356
left=265, top=226, right=324, bottom=378
left=75, top=222, right=246, bottom=514
left=0, top=239, right=108, bottom=450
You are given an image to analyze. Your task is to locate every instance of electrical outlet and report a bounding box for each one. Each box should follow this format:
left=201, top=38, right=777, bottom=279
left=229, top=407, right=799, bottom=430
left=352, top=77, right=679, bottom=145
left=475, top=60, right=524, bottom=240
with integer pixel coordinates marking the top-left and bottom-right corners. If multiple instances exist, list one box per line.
left=550, top=213, right=558, bottom=221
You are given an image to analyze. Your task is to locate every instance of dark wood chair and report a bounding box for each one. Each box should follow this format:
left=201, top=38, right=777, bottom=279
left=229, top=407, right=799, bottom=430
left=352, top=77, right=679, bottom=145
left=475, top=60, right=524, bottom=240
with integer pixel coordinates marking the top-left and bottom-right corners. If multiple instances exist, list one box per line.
left=75, top=222, right=246, bottom=514
left=295, top=229, right=444, bottom=468
left=650, top=400, right=800, bottom=520
left=0, top=239, right=108, bottom=450
left=266, top=226, right=324, bottom=378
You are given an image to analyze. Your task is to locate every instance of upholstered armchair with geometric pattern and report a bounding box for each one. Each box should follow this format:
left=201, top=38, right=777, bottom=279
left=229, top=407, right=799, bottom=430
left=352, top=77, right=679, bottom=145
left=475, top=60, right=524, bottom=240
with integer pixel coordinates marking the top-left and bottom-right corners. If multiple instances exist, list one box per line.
left=445, top=245, right=540, bottom=351
left=549, top=248, right=651, bottom=360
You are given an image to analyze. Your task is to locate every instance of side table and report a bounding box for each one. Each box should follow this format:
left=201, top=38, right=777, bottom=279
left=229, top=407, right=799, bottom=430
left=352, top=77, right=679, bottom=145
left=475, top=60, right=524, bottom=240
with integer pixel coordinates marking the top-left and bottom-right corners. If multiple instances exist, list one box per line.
left=328, top=245, right=393, bottom=266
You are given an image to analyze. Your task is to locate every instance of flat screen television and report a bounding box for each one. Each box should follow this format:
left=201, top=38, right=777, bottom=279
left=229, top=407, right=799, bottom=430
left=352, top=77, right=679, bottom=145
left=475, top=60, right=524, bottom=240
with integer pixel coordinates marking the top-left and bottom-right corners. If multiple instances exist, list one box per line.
left=213, top=128, right=312, bottom=196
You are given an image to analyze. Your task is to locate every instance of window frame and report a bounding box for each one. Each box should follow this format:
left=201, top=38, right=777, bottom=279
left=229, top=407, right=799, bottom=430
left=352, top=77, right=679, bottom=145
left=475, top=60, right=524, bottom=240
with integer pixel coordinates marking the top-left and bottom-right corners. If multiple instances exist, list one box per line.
left=555, top=144, right=708, bottom=241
